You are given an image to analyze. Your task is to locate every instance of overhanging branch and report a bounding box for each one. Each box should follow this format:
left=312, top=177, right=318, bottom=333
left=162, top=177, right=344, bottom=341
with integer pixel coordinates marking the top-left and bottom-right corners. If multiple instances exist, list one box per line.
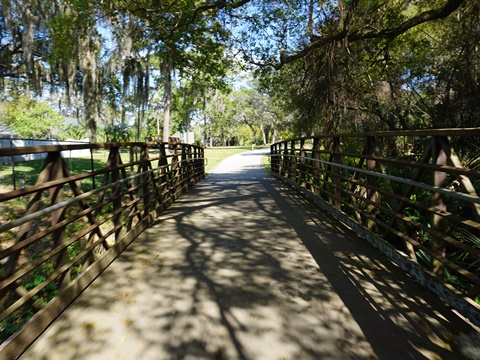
left=174, top=0, right=252, bottom=31
left=274, top=0, right=464, bottom=70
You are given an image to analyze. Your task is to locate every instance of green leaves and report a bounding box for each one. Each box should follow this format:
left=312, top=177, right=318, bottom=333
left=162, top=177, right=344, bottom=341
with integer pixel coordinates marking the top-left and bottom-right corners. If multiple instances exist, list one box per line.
left=0, top=97, right=65, bottom=139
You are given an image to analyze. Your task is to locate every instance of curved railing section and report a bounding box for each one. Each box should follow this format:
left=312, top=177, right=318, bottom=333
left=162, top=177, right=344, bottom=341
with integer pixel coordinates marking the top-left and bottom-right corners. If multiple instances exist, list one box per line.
left=0, top=140, right=204, bottom=356
left=271, top=128, right=480, bottom=326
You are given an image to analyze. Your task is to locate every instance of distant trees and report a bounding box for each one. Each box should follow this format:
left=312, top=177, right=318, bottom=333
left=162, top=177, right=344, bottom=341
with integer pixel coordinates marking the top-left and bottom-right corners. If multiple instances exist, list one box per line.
left=0, top=97, right=64, bottom=138
left=227, top=88, right=283, bottom=145
left=195, top=84, right=289, bottom=146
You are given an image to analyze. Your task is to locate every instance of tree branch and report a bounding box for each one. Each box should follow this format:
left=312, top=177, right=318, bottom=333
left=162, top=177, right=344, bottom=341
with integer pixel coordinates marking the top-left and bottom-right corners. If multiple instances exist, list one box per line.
left=174, top=0, right=251, bottom=31
left=275, top=0, right=464, bottom=69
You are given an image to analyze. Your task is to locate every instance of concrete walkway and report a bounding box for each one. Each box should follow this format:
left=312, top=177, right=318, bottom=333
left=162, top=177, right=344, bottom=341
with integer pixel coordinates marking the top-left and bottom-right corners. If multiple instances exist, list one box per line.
left=21, top=149, right=475, bottom=360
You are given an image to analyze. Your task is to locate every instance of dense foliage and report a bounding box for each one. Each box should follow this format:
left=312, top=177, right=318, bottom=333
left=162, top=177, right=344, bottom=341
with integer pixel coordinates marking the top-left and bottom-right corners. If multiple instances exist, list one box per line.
left=0, top=0, right=477, bottom=142
left=0, top=0, right=239, bottom=142
left=0, top=97, right=64, bottom=138
left=232, top=0, right=479, bottom=134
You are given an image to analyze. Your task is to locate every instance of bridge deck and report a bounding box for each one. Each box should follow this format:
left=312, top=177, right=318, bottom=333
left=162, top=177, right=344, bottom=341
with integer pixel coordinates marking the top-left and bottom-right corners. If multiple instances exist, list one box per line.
left=20, top=149, right=475, bottom=360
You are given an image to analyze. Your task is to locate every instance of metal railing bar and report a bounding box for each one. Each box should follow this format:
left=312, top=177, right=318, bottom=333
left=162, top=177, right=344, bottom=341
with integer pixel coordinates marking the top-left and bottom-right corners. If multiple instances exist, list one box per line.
left=270, top=128, right=480, bottom=144
left=0, top=163, right=169, bottom=233
left=272, top=154, right=480, bottom=205
left=301, top=162, right=475, bottom=226
left=327, top=151, right=480, bottom=179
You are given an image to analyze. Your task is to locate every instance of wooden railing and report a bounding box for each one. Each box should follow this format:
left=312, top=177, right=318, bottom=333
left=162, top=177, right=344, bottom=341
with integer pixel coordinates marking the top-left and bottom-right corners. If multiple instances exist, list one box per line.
left=271, top=128, right=480, bottom=326
left=0, top=140, right=204, bottom=357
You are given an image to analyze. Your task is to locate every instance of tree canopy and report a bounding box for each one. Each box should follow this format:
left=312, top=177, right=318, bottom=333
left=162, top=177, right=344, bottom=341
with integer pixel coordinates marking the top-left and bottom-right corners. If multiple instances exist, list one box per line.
left=0, top=0, right=477, bottom=142
left=0, top=96, right=64, bottom=138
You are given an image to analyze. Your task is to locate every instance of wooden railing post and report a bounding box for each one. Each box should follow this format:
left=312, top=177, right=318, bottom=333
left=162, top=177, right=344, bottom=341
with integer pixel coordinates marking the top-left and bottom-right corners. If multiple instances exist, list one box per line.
left=290, top=140, right=297, bottom=182
left=366, top=136, right=377, bottom=230
left=270, top=143, right=278, bottom=175
left=332, top=137, right=343, bottom=209
left=312, top=138, right=320, bottom=196
left=299, top=139, right=307, bottom=186
left=432, top=136, right=447, bottom=278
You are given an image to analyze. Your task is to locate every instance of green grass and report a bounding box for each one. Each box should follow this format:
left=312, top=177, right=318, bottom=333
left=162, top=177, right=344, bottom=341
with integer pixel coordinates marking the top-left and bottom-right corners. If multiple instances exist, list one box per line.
left=0, top=151, right=142, bottom=192
left=0, top=151, right=112, bottom=191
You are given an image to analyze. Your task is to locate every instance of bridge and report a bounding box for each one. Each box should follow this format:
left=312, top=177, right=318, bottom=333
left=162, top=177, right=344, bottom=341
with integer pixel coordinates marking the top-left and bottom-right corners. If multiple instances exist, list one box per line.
left=0, top=130, right=479, bottom=359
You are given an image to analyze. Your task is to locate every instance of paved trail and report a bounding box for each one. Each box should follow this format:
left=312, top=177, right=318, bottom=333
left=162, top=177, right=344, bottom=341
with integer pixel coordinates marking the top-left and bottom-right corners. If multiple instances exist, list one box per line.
left=21, top=149, right=475, bottom=359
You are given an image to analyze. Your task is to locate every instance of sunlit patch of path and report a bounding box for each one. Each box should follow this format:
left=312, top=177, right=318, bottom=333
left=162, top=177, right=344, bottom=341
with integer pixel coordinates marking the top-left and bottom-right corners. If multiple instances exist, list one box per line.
left=21, top=149, right=475, bottom=360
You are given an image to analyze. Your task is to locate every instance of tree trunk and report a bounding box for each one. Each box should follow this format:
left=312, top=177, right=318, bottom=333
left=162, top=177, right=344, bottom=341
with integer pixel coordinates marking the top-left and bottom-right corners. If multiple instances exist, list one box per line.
left=163, top=61, right=172, bottom=144
left=209, top=125, right=213, bottom=147
left=82, top=37, right=97, bottom=143
left=248, top=124, right=258, bottom=145
left=261, top=123, right=267, bottom=144
left=121, top=67, right=129, bottom=129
